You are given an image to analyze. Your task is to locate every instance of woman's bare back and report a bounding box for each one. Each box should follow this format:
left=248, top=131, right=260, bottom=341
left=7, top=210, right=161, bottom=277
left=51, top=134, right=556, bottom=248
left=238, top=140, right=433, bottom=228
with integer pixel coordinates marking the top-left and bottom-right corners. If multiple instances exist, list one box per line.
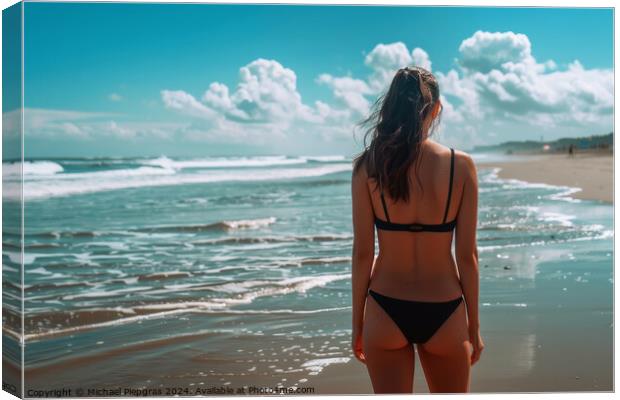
left=366, top=139, right=465, bottom=301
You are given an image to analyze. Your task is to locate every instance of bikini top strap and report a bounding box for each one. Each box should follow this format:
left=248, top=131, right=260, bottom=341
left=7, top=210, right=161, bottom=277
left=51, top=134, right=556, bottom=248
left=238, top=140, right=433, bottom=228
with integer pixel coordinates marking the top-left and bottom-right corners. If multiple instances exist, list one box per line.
left=442, top=147, right=455, bottom=224
left=379, top=181, right=391, bottom=223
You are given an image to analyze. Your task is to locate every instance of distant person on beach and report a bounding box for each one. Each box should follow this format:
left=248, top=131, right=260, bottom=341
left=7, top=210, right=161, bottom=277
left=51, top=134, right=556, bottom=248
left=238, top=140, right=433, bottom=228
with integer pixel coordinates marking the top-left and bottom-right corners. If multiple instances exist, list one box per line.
left=350, top=66, right=482, bottom=393
left=568, top=144, right=575, bottom=158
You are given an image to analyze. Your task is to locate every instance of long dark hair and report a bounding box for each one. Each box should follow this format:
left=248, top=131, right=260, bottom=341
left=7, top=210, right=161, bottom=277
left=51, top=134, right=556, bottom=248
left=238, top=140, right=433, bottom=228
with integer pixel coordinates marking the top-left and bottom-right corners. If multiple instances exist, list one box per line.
left=353, top=66, right=443, bottom=203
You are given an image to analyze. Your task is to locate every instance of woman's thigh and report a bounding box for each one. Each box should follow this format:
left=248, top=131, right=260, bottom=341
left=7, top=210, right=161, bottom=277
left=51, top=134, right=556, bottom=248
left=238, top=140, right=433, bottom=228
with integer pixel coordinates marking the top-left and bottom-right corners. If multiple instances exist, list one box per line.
left=416, top=300, right=471, bottom=393
left=362, top=294, right=415, bottom=393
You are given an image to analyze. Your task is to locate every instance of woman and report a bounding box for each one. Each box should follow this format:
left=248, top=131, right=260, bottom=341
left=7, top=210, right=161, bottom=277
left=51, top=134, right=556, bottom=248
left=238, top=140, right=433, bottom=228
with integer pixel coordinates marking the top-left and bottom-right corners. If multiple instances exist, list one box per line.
left=350, top=66, right=483, bottom=393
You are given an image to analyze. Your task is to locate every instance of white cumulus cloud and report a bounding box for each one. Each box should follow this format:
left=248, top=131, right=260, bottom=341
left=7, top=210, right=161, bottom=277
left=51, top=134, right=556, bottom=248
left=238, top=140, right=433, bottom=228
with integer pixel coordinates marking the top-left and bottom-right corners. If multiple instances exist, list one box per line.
left=438, top=30, right=613, bottom=138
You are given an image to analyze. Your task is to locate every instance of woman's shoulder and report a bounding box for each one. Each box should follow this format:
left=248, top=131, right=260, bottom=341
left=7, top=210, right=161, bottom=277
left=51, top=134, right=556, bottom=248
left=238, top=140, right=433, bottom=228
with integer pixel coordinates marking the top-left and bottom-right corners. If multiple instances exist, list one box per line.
left=449, top=148, right=477, bottom=182
left=452, top=149, right=475, bottom=169
left=352, top=152, right=370, bottom=180
left=451, top=148, right=473, bottom=162
left=430, top=141, right=473, bottom=167
left=429, top=141, right=476, bottom=176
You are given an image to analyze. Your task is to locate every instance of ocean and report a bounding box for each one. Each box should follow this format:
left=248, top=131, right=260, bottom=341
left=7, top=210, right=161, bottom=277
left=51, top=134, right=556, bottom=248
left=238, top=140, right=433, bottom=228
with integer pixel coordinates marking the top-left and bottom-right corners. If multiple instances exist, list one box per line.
left=1, top=153, right=613, bottom=391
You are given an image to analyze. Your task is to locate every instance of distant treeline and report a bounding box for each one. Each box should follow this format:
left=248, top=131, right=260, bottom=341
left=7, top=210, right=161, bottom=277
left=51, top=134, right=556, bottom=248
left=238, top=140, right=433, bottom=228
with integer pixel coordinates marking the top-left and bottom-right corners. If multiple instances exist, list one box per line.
left=473, top=132, right=613, bottom=154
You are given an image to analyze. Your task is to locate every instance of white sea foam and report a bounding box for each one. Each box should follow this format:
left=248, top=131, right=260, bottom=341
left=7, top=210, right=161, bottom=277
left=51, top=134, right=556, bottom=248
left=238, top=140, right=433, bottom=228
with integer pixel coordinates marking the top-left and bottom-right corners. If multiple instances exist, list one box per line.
left=539, top=211, right=576, bottom=227
left=301, top=357, right=351, bottom=376
left=478, top=229, right=613, bottom=252
left=195, top=306, right=352, bottom=315
left=60, top=286, right=153, bottom=300
left=137, top=155, right=348, bottom=170
left=140, top=155, right=311, bottom=169
left=548, top=187, right=583, bottom=203
left=7, top=163, right=352, bottom=200
left=32, top=165, right=176, bottom=181
left=302, top=155, right=347, bottom=162
left=482, top=302, right=528, bottom=308
left=16, top=273, right=352, bottom=341
left=3, top=161, right=64, bottom=177
left=5, top=251, right=38, bottom=265
left=484, top=167, right=583, bottom=202
left=223, top=217, right=277, bottom=229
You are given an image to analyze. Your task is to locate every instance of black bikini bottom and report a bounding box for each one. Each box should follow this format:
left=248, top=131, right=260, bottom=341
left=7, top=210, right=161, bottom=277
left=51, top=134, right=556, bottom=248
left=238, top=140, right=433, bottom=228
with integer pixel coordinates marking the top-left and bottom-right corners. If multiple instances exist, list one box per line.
left=367, top=288, right=464, bottom=345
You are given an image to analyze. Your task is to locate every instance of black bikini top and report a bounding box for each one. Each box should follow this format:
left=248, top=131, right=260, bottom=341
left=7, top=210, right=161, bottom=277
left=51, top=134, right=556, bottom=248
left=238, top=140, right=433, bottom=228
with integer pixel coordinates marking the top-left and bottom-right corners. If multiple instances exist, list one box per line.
left=375, top=147, right=456, bottom=233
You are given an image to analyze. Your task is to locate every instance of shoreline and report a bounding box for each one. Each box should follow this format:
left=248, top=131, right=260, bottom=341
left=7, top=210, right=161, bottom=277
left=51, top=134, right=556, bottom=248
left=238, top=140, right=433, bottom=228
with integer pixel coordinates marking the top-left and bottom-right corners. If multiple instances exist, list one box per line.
left=15, top=151, right=613, bottom=394
left=476, top=151, right=613, bottom=204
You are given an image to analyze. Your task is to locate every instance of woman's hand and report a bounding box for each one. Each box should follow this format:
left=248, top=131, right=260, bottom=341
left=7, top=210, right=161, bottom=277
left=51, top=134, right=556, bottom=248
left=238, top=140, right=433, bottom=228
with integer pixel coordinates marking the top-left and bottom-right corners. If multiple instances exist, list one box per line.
left=352, top=329, right=366, bottom=364
left=468, top=327, right=484, bottom=366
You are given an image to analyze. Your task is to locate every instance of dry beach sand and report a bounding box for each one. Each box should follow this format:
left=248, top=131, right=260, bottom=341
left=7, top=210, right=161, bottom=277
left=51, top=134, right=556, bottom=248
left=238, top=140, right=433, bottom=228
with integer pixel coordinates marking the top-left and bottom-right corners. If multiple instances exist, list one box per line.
left=477, top=149, right=613, bottom=204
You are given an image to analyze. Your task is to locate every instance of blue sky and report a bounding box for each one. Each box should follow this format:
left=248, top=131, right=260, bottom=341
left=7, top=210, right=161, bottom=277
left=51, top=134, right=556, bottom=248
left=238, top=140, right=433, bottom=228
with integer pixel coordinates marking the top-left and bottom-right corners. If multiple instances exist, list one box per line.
left=6, top=3, right=614, bottom=157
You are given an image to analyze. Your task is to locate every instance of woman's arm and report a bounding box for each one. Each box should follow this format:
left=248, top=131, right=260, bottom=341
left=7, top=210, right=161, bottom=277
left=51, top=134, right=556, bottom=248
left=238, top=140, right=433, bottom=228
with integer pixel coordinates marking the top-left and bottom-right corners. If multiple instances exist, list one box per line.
left=454, top=152, right=483, bottom=364
left=455, top=153, right=480, bottom=327
left=351, top=166, right=376, bottom=335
